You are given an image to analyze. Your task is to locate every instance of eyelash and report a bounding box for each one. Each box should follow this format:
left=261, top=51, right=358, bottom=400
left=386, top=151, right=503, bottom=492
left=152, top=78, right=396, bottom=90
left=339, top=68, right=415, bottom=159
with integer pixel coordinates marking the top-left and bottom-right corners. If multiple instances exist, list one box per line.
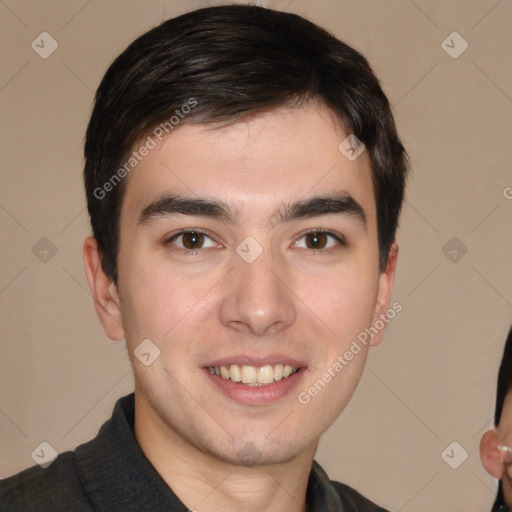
left=164, top=228, right=346, bottom=256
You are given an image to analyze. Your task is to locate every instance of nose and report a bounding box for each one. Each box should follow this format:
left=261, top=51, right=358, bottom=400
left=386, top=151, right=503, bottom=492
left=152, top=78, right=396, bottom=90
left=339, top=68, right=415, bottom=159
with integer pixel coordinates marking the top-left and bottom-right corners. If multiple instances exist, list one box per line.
left=219, top=247, right=297, bottom=336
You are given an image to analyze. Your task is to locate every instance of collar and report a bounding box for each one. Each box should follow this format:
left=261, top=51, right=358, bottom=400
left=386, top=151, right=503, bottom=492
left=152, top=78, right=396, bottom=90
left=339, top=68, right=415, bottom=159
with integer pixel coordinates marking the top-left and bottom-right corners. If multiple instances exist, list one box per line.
left=307, top=459, right=345, bottom=510
left=73, top=393, right=344, bottom=511
left=74, top=394, right=187, bottom=511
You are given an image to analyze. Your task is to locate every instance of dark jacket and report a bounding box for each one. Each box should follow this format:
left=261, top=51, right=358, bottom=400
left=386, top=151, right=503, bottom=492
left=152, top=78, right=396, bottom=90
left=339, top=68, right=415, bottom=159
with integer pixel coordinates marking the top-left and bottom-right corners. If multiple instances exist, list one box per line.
left=0, top=394, right=390, bottom=512
left=492, top=482, right=511, bottom=512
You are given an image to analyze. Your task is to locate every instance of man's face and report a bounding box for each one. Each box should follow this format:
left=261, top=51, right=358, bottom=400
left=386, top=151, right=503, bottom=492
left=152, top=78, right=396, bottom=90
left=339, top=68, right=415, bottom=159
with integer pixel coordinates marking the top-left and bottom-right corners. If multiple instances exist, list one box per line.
left=110, top=102, right=395, bottom=466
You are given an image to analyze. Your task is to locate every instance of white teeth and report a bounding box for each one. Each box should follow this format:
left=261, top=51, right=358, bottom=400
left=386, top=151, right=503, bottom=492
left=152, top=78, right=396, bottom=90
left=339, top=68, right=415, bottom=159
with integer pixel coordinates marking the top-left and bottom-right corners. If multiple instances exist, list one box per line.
left=241, top=365, right=257, bottom=384
left=230, top=364, right=241, bottom=382
left=208, top=363, right=298, bottom=385
left=283, top=365, right=293, bottom=378
left=257, top=365, right=274, bottom=384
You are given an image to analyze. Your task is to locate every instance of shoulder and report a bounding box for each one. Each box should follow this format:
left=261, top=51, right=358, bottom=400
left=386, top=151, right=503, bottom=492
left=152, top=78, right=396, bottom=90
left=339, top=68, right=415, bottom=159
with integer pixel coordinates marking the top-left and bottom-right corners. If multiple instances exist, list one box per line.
left=0, top=452, right=94, bottom=512
left=332, top=480, right=390, bottom=512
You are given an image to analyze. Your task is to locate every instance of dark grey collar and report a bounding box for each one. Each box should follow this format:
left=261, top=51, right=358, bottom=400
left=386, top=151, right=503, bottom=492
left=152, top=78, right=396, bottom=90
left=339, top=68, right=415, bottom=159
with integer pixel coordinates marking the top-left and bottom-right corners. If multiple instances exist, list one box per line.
left=74, top=393, right=345, bottom=511
left=492, top=482, right=511, bottom=512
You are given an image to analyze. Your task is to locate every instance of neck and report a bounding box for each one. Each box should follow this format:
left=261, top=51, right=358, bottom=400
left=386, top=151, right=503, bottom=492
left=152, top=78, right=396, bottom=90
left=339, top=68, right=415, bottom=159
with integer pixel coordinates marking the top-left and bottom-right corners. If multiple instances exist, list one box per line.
left=134, top=392, right=317, bottom=512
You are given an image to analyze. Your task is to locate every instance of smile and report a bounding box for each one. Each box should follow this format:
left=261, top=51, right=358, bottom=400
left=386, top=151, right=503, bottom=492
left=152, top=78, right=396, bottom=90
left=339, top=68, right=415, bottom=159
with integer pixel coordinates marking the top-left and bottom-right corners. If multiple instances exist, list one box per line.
left=207, top=364, right=299, bottom=386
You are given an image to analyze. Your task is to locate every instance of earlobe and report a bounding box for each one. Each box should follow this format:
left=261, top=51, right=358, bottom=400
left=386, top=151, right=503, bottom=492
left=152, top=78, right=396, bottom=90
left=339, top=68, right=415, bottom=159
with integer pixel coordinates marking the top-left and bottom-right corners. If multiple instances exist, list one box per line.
left=82, top=236, right=125, bottom=341
left=480, top=429, right=505, bottom=479
left=369, top=243, right=399, bottom=347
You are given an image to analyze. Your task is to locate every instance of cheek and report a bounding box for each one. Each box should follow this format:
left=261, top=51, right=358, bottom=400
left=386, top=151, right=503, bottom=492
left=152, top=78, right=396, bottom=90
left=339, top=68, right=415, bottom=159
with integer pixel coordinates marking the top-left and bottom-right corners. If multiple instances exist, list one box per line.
left=119, top=252, right=224, bottom=355
left=119, top=261, right=194, bottom=343
left=302, top=262, right=379, bottom=338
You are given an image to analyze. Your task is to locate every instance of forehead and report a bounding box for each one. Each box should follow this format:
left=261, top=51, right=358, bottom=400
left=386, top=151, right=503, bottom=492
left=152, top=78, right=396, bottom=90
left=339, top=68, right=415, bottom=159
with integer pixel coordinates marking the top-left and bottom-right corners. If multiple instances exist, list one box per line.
left=120, top=102, right=376, bottom=226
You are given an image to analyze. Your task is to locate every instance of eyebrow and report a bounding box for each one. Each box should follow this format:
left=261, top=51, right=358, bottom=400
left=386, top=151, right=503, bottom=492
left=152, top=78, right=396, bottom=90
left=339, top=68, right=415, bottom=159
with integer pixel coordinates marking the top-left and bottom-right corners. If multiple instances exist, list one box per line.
left=137, top=193, right=367, bottom=228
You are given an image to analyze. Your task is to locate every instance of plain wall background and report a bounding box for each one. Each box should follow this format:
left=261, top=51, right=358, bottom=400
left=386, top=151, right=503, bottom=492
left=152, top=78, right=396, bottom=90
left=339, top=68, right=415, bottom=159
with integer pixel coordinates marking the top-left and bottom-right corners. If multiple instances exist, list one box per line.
left=1, top=0, right=511, bottom=510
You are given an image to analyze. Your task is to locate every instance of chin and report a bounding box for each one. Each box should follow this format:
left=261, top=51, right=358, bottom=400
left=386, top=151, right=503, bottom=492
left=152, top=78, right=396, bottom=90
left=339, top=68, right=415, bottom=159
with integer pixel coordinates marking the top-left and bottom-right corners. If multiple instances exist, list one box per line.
left=205, top=435, right=314, bottom=468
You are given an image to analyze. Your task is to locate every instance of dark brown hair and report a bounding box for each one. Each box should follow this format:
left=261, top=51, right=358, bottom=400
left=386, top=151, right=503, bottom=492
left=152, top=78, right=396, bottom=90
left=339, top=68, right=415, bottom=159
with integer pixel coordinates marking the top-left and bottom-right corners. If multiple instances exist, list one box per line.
left=84, top=4, right=408, bottom=284
left=495, top=325, right=512, bottom=425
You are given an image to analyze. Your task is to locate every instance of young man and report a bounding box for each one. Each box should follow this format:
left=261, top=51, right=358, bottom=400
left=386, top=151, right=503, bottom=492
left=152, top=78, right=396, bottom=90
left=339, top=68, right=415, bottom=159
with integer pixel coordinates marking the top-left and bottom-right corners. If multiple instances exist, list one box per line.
left=0, top=5, right=408, bottom=511
left=481, top=325, right=512, bottom=512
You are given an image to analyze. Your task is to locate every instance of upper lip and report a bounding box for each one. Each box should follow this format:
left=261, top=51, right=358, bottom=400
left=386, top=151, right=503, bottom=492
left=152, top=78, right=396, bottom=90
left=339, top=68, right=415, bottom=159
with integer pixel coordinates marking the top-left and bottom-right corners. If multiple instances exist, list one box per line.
left=204, top=356, right=307, bottom=368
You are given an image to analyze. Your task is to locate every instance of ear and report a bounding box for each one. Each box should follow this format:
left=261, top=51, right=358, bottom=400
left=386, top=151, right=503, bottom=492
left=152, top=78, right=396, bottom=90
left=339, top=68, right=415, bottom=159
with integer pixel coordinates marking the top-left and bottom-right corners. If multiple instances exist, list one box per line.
left=82, top=236, right=125, bottom=341
left=369, top=242, right=399, bottom=347
left=480, top=429, right=505, bottom=479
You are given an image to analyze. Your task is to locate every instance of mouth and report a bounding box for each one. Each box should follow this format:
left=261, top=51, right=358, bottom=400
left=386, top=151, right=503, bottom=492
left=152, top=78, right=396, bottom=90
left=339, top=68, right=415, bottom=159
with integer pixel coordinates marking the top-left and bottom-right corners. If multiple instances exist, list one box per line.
left=207, top=363, right=300, bottom=386
left=203, top=359, right=307, bottom=405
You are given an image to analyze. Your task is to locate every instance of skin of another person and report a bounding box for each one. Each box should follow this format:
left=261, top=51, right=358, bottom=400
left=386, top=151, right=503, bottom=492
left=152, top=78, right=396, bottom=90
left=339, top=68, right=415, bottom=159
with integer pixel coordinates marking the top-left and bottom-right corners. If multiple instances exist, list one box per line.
left=481, top=394, right=512, bottom=507
left=83, top=101, right=398, bottom=512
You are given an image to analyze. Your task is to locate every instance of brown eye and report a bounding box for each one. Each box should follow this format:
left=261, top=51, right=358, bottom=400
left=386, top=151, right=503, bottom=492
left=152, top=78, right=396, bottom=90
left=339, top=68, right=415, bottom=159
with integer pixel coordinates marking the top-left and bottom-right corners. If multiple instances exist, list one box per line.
left=304, top=232, right=328, bottom=249
left=294, top=231, right=345, bottom=252
left=167, top=230, right=218, bottom=251
left=181, top=231, right=205, bottom=249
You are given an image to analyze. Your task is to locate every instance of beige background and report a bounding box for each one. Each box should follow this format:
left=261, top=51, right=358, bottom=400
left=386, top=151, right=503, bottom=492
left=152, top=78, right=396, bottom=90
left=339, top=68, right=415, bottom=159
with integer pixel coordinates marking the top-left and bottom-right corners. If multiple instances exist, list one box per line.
left=1, top=0, right=511, bottom=510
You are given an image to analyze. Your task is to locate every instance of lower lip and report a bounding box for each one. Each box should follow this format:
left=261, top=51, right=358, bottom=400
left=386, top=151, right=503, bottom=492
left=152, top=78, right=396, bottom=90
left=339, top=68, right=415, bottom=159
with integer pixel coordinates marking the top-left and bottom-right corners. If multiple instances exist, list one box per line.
left=204, top=367, right=306, bottom=405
